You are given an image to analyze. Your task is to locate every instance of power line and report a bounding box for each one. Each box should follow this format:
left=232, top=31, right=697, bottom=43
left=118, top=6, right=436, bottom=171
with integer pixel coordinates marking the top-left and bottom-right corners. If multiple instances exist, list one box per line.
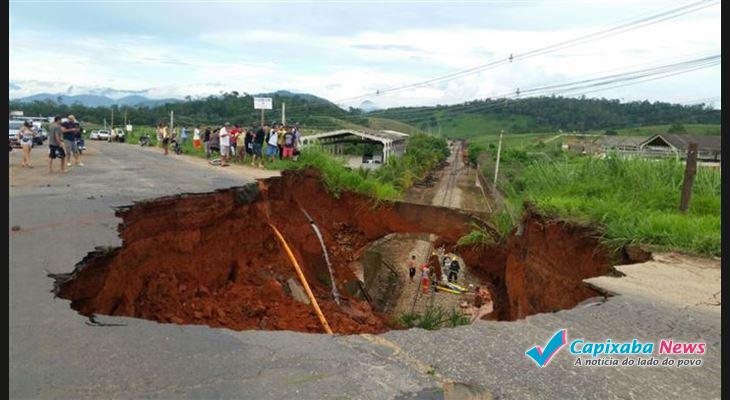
left=326, top=0, right=718, bottom=106
left=360, top=56, right=718, bottom=121
left=359, top=54, right=719, bottom=123
left=283, top=0, right=717, bottom=113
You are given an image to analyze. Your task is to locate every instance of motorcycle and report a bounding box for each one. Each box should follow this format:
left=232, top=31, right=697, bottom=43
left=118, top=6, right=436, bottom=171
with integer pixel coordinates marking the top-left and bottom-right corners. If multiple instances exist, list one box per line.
left=171, top=136, right=183, bottom=155
left=139, top=134, right=152, bottom=147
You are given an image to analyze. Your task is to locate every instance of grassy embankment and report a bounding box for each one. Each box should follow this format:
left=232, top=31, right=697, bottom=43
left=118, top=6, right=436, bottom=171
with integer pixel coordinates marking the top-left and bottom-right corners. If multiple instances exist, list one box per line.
left=466, top=140, right=721, bottom=257
left=268, top=133, right=449, bottom=201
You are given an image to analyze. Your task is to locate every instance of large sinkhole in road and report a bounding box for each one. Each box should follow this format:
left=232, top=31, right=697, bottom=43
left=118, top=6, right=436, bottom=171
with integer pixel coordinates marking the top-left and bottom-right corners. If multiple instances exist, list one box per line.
left=49, top=169, right=638, bottom=334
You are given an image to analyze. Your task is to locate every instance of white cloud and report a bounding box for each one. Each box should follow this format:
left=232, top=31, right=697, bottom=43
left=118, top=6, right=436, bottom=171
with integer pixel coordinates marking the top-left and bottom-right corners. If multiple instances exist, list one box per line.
left=8, top=4, right=721, bottom=108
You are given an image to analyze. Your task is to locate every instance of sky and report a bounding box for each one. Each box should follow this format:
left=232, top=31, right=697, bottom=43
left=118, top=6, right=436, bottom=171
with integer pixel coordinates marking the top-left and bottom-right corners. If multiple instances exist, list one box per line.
left=8, top=0, right=721, bottom=109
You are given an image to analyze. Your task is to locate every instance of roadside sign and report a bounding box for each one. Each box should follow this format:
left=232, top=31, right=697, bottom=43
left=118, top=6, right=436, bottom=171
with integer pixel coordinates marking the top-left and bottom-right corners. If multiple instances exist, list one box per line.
left=254, top=97, right=273, bottom=110
left=126, top=124, right=133, bottom=132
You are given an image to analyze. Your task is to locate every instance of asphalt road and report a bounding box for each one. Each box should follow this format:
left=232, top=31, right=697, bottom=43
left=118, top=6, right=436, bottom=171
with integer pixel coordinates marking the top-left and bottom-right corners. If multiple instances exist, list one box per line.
left=9, top=141, right=721, bottom=399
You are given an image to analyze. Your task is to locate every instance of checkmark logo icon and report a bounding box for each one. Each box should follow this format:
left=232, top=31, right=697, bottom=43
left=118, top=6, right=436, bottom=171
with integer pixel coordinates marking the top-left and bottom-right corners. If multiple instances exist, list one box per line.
left=525, top=329, right=567, bottom=368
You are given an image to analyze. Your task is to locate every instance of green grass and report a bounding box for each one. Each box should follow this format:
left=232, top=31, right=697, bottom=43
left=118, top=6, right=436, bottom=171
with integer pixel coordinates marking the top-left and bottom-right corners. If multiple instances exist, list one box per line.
left=457, top=222, right=495, bottom=246
left=267, top=147, right=401, bottom=201
left=365, top=117, right=422, bottom=134
left=395, top=306, right=470, bottom=330
left=499, top=155, right=721, bottom=257
left=268, top=133, right=449, bottom=200
left=412, top=112, right=539, bottom=138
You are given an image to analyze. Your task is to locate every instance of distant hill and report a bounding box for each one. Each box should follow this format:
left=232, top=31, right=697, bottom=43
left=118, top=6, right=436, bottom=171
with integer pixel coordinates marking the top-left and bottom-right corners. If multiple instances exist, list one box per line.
left=9, top=91, right=717, bottom=137
left=12, top=93, right=181, bottom=107
left=8, top=90, right=348, bottom=127
left=370, top=96, right=721, bottom=137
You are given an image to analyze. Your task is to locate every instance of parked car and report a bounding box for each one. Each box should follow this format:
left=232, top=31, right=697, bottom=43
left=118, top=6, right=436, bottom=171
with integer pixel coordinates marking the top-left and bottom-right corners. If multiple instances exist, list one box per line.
left=90, top=129, right=111, bottom=140
left=8, top=120, right=35, bottom=148
left=9, top=120, right=22, bottom=148
left=34, top=127, right=47, bottom=146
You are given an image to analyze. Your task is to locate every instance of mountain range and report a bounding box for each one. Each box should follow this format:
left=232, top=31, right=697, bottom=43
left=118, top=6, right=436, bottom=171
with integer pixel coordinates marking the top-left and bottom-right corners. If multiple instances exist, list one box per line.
left=12, top=93, right=182, bottom=108
left=9, top=80, right=385, bottom=111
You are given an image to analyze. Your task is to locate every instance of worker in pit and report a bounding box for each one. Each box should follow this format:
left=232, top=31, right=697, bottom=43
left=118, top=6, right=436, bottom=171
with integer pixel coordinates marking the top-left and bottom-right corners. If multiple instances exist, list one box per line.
left=420, top=262, right=431, bottom=294
left=428, top=251, right=442, bottom=280
left=441, top=253, right=452, bottom=283
left=448, top=257, right=461, bottom=283
left=407, top=255, right=417, bottom=282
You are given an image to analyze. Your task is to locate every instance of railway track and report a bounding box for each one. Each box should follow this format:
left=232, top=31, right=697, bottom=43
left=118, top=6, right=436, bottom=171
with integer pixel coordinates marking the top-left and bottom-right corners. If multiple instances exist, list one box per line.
left=438, top=140, right=463, bottom=208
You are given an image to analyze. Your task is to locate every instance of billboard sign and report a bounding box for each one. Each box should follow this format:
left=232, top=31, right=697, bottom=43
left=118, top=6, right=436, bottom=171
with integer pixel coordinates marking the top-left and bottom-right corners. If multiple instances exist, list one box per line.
left=253, top=97, right=273, bottom=110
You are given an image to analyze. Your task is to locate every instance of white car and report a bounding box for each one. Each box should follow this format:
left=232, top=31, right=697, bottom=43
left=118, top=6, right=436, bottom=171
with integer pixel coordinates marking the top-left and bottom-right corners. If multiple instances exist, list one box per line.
left=8, top=120, right=23, bottom=148
left=90, top=129, right=111, bottom=140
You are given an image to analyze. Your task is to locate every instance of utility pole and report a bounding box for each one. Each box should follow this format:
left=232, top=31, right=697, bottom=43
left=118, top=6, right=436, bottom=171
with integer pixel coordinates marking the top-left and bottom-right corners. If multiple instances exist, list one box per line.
left=124, top=109, right=127, bottom=126
left=679, top=142, right=698, bottom=212
left=493, top=130, right=504, bottom=186
left=170, top=110, right=174, bottom=132
left=261, top=109, right=265, bottom=127
left=111, top=108, right=114, bottom=129
left=282, top=102, right=286, bottom=126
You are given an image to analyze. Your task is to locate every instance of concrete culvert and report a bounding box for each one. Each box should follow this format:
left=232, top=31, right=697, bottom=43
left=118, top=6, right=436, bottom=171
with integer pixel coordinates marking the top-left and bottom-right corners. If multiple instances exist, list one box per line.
left=49, top=169, right=632, bottom=334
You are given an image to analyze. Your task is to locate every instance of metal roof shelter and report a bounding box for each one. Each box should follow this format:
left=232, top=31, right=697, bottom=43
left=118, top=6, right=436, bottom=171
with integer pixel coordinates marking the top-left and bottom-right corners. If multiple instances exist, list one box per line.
left=300, top=129, right=409, bottom=162
left=640, top=134, right=721, bottom=161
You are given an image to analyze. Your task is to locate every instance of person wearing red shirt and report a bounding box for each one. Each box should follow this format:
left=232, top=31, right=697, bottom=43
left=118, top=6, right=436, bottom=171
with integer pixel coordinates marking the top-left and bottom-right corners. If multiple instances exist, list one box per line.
left=229, top=124, right=241, bottom=159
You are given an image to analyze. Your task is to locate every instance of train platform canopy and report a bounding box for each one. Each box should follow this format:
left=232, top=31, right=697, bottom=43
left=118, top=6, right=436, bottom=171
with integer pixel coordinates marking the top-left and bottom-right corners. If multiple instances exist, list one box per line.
left=300, top=129, right=409, bottom=145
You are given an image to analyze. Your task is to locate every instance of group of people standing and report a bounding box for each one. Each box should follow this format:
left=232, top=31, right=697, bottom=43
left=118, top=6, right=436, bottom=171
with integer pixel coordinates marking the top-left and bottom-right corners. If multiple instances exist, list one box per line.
left=408, top=251, right=462, bottom=294
left=16, top=115, right=84, bottom=173
left=155, top=122, right=302, bottom=168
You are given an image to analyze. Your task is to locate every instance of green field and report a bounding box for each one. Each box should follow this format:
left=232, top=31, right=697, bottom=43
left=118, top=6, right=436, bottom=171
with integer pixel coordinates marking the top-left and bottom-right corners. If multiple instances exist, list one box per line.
left=475, top=143, right=721, bottom=257
left=386, top=112, right=537, bottom=138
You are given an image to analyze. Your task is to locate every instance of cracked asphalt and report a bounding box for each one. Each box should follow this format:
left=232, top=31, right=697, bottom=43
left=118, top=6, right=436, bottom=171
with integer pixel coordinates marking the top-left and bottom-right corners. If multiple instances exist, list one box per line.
left=9, top=141, right=721, bottom=399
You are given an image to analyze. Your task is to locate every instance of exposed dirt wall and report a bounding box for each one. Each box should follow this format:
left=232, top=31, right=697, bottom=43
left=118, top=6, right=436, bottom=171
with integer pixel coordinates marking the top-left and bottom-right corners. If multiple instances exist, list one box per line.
left=459, top=207, right=614, bottom=321
left=51, top=169, right=484, bottom=334
left=51, top=169, right=624, bottom=333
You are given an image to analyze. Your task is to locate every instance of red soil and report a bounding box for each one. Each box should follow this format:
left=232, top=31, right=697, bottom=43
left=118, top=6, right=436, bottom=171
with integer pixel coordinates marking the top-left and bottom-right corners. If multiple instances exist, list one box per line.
left=51, top=170, right=624, bottom=333
left=459, top=205, right=616, bottom=321
left=51, top=169, right=483, bottom=334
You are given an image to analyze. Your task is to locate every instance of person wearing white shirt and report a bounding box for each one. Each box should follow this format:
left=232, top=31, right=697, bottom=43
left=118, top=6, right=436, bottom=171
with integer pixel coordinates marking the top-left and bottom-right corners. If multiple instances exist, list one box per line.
left=219, top=122, right=231, bottom=166
left=266, top=127, right=278, bottom=162
left=193, top=125, right=201, bottom=148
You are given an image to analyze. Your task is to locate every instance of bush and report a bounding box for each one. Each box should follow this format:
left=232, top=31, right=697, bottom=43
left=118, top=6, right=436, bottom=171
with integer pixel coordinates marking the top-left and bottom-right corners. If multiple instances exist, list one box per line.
left=396, top=306, right=470, bottom=330
left=467, top=143, right=486, bottom=165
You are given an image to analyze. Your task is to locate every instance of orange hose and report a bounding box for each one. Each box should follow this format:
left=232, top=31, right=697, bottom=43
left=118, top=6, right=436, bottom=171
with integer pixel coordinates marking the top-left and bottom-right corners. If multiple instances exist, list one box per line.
left=269, top=223, right=334, bottom=335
